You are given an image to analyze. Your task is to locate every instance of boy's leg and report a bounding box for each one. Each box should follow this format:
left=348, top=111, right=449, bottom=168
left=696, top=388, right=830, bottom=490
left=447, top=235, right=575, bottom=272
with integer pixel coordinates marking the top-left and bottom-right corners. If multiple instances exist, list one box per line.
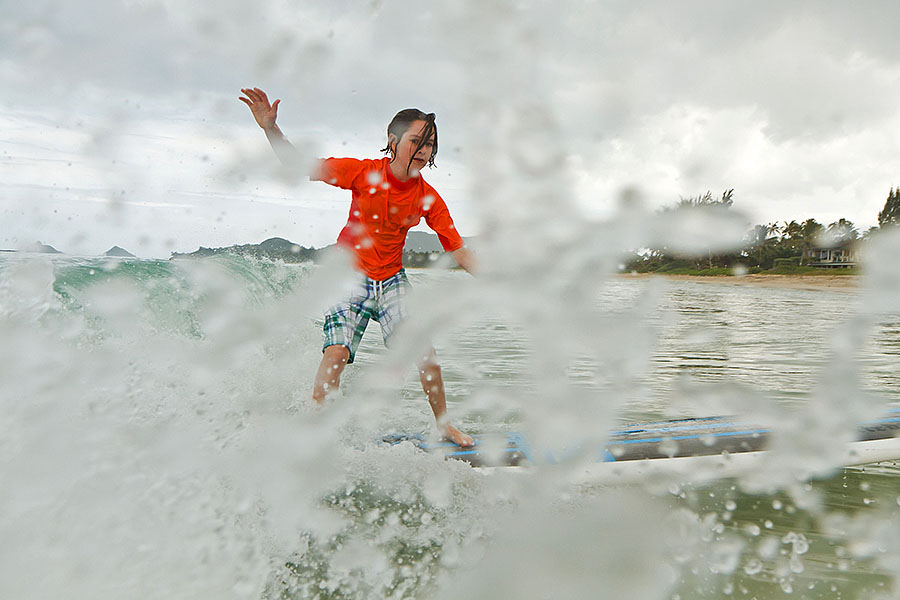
left=316, top=276, right=372, bottom=404
left=377, top=271, right=472, bottom=446
left=419, top=348, right=474, bottom=447
left=313, top=345, right=351, bottom=404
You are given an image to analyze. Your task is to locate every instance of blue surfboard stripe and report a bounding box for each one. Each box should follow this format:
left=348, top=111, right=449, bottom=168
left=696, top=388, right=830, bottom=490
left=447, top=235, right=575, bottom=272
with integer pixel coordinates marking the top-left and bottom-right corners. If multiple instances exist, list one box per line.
left=383, top=406, right=900, bottom=466
left=609, top=428, right=770, bottom=447
left=401, top=415, right=900, bottom=450
left=445, top=447, right=523, bottom=459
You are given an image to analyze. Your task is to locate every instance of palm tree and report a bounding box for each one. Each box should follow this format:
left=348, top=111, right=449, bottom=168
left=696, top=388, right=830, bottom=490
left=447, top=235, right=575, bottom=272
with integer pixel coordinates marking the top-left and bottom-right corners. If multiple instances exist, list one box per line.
left=747, top=223, right=779, bottom=267
left=826, top=218, right=859, bottom=244
left=781, top=220, right=801, bottom=241
left=798, top=219, right=824, bottom=265
left=670, top=189, right=736, bottom=268
left=780, top=220, right=803, bottom=256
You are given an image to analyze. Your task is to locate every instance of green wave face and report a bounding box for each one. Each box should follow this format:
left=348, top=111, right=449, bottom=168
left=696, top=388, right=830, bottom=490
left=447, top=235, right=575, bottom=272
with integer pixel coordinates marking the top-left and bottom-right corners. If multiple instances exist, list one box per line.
left=0, top=254, right=316, bottom=339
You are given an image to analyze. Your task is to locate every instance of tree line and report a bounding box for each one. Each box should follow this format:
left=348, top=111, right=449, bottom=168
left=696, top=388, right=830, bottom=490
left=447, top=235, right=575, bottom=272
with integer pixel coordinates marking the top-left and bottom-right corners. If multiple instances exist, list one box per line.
left=625, top=187, right=900, bottom=273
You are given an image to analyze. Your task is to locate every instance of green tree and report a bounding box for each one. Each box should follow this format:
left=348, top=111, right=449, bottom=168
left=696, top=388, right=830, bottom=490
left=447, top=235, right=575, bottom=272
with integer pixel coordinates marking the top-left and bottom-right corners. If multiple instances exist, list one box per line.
left=664, top=189, right=738, bottom=269
left=826, top=218, right=859, bottom=243
left=781, top=220, right=801, bottom=242
left=746, top=223, right=781, bottom=268
left=797, top=219, right=824, bottom=265
left=878, top=187, right=900, bottom=227
left=674, top=189, right=734, bottom=209
left=861, top=226, right=879, bottom=241
left=778, top=220, right=803, bottom=256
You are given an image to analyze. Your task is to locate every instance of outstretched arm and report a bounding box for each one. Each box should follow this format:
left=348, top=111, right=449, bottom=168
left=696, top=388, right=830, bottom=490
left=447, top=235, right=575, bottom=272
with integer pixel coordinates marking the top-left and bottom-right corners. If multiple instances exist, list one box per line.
left=239, top=87, right=302, bottom=168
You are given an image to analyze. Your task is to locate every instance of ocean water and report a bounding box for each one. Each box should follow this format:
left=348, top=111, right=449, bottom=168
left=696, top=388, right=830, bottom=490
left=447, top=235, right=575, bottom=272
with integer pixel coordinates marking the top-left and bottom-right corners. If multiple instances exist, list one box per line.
left=3, top=251, right=900, bottom=599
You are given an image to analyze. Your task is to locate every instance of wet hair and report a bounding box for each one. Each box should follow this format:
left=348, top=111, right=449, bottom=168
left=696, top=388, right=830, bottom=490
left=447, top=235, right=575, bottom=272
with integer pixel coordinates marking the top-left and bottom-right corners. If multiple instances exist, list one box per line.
left=380, top=108, right=438, bottom=172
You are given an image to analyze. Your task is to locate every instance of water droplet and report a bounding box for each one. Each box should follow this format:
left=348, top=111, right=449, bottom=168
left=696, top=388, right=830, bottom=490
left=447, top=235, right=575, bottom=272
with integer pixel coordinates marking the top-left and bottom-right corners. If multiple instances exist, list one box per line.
left=744, top=558, right=763, bottom=575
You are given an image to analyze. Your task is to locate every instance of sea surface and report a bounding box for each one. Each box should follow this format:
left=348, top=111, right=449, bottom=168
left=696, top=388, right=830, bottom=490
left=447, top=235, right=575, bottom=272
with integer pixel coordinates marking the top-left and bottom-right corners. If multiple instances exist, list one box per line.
left=3, top=252, right=900, bottom=600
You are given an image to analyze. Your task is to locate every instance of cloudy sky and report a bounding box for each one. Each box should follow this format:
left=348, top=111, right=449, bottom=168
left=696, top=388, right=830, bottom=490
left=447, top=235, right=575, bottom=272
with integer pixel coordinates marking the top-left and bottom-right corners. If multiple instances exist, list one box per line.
left=2, top=0, right=899, bottom=257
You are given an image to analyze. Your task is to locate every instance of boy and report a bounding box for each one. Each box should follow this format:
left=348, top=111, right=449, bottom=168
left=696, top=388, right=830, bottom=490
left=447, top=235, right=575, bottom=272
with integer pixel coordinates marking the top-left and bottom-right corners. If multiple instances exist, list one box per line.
left=240, top=88, right=475, bottom=446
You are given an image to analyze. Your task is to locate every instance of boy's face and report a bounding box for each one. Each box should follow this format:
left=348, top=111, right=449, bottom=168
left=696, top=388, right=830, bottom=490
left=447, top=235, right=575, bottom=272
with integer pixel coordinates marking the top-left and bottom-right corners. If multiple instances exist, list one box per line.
left=391, top=120, right=434, bottom=176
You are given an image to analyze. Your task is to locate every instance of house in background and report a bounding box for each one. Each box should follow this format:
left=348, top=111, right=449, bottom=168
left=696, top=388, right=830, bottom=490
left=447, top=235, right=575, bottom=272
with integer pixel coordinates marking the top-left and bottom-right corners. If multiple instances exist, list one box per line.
left=804, top=240, right=858, bottom=268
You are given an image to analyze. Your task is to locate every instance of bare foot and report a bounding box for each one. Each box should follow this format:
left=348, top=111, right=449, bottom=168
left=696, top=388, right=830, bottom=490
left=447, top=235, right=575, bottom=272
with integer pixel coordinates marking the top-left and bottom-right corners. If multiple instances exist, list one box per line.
left=443, top=424, right=474, bottom=447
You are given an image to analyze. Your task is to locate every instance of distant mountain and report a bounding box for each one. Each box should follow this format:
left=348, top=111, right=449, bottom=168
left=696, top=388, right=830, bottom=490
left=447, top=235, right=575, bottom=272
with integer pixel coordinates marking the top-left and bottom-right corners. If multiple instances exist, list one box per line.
left=170, top=237, right=319, bottom=263
left=104, top=246, right=135, bottom=257
left=405, top=231, right=444, bottom=252
left=170, top=233, right=470, bottom=268
left=24, top=241, right=62, bottom=254
left=405, top=231, right=474, bottom=252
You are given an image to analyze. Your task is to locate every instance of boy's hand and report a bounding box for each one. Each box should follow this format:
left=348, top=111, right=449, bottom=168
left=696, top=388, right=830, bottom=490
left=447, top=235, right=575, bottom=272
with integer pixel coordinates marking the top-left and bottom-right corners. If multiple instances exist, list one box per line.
left=239, top=87, right=280, bottom=131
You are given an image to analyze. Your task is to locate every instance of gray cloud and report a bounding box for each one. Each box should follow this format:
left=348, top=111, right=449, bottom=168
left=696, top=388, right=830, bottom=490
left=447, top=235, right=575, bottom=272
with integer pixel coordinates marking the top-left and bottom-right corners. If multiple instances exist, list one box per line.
left=2, top=0, right=898, bottom=255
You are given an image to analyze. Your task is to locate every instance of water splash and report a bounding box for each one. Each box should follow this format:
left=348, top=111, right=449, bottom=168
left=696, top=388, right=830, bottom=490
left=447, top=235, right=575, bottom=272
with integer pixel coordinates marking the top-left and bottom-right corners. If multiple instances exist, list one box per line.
left=5, top=1, right=900, bottom=599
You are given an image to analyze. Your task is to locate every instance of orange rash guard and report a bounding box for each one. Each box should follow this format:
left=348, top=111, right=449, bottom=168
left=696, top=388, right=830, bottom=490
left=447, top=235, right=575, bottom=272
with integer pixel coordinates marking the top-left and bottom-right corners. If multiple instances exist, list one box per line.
left=312, top=157, right=464, bottom=281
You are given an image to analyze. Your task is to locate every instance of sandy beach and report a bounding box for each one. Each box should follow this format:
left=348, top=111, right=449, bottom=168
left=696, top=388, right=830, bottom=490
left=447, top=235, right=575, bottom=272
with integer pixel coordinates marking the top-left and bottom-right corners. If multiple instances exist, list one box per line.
left=619, top=272, right=860, bottom=291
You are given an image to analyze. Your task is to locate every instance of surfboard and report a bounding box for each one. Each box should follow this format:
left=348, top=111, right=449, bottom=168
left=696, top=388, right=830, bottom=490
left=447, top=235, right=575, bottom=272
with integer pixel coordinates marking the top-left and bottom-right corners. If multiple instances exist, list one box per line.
left=383, top=405, right=900, bottom=481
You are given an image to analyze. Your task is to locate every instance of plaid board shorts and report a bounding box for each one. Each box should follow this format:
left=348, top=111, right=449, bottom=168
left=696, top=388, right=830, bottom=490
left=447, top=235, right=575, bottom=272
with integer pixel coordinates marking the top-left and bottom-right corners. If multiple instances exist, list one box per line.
left=323, top=269, right=411, bottom=363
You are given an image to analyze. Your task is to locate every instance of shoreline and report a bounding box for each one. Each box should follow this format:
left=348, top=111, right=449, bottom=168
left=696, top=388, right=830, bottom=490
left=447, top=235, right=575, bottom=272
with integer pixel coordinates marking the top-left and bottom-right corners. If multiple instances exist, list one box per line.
left=618, top=272, right=859, bottom=290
